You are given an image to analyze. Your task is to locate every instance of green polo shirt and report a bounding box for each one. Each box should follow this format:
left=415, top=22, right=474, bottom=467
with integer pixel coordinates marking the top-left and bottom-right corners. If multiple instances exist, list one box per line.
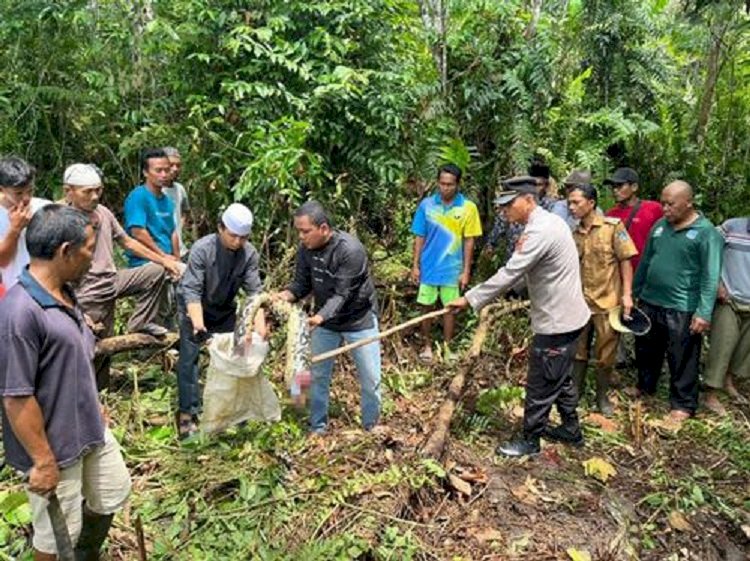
left=634, top=215, right=722, bottom=321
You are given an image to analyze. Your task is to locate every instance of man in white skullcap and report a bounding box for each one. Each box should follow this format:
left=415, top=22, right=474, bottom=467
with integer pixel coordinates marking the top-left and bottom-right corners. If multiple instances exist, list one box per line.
left=176, top=202, right=266, bottom=438
left=63, top=163, right=184, bottom=389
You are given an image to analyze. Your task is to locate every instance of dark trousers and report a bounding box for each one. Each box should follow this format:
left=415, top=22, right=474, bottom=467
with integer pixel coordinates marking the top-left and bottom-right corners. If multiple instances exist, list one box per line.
left=523, top=328, right=583, bottom=439
left=176, top=308, right=235, bottom=416
left=635, top=301, right=701, bottom=414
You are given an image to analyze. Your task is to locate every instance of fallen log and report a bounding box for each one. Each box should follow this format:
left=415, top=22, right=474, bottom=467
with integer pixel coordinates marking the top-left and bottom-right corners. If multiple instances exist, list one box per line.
left=94, top=333, right=179, bottom=358
left=420, top=300, right=529, bottom=459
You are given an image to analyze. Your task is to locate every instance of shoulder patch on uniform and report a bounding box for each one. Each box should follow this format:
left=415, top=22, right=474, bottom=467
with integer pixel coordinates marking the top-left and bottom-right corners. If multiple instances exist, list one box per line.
left=604, top=217, right=621, bottom=225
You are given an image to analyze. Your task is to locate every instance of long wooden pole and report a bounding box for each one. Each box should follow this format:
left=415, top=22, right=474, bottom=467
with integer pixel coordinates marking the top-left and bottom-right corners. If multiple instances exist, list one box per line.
left=310, top=307, right=451, bottom=364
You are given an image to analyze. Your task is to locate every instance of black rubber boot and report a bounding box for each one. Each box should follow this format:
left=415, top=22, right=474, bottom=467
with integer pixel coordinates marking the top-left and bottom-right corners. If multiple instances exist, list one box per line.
left=543, top=424, right=584, bottom=447
left=595, top=369, right=614, bottom=417
left=572, top=360, right=588, bottom=402
left=496, top=437, right=541, bottom=458
left=75, top=508, right=114, bottom=561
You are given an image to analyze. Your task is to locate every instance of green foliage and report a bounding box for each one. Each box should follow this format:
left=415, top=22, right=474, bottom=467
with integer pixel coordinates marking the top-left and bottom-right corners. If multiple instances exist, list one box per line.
left=475, top=384, right=525, bottom=417
left=0, top=0, right=748, bottom=255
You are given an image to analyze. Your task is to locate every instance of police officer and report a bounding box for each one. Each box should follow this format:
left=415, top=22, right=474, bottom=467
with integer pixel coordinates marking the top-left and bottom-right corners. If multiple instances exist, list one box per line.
left=568, top=184, right=638, bottom=415
left=449, top=176, right=590, bottom=457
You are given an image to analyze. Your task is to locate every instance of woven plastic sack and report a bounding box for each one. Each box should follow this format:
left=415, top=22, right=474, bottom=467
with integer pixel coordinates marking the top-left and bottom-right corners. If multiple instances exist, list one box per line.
left=201, top=333, right=281, bottom=434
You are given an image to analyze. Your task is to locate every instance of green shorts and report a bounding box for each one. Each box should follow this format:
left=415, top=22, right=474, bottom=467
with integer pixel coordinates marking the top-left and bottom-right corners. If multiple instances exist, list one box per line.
left=417, top=284, right=460, bottom=306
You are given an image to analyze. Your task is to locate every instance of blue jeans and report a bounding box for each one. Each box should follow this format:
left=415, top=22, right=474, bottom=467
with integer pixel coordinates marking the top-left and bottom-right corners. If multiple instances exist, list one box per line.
left=309, top=316, right=381, bottom=432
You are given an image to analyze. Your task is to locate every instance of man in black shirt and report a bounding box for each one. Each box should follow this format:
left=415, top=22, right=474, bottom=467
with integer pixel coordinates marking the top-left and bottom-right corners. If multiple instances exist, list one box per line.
left=276, top=201, right=381, bottom=434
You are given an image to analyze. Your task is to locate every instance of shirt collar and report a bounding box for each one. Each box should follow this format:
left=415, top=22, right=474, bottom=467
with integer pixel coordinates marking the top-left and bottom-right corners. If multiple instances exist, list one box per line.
left=670, top=212, right=705, bottom=232
left=432, top=192, right=464, bottom=208
left=576, top=213, right=604, bottom=232
left=18, top=268, right=78, bottom=310
left=529, top=206, right=543, bottom=221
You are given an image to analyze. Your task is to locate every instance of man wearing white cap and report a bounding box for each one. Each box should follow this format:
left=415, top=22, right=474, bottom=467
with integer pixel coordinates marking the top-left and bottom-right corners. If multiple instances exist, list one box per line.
left=63, top=163, right=184, bottom=388
left=176, top=203, right=264, bottom=438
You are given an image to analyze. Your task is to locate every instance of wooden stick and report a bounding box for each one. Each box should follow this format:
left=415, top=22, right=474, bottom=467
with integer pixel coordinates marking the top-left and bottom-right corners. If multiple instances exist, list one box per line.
left=310, top=308, right=451, bottom=364
left=135, top=514, right=147, bottom=561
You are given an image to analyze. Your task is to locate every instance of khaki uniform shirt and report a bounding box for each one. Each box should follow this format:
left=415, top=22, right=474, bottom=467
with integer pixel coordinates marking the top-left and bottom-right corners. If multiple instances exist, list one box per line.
left=574, top=215, right=638, bottom=312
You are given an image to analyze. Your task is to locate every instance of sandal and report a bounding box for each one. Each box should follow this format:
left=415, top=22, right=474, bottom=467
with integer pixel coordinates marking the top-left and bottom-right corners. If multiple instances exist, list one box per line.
left=418, top=347, right=433, bottom=362
left=177, top=416, right=199, bottom=440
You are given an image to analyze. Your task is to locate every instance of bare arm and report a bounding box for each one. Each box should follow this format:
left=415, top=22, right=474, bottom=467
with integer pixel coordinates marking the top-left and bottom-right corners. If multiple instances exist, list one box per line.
left=3, top=396, right=59, bottom=495
left=0, top=227, right=22, bottom=267
left=411, top=236, right=425, bottom=284
left=619, top=258, right=634, bottom=317
left=186, top=302, right=205, bottom=334
left=0, top=202, right=32, bottom=267
left=130, top=227, right=167, bottom=257
left=460, top=237, right=476, bottom=290
left=119, top=235, right=182, bottom=277
left=171, top=230, right=180, bottom=259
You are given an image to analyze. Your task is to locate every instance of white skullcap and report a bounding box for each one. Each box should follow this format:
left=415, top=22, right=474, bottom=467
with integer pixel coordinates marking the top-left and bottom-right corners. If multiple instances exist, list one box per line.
left=63, top=163, right=102, bottom=187
left=222, top=203, right=253, bottom=236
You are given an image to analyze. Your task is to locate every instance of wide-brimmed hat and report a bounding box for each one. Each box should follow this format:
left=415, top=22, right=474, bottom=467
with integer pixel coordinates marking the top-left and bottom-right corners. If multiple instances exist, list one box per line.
left=609, top=306, right=651, bottom=336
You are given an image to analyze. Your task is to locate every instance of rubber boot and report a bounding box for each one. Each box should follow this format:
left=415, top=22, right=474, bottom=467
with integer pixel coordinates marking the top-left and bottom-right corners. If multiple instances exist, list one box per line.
left=595, top=369, right=614, bottom=417
left=75, top=508, right=114, bottom=561
left=571, top=360, right=588, bottom=402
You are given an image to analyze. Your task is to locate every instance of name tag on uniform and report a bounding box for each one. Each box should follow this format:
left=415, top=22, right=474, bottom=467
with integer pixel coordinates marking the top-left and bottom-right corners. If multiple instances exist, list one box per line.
left=686, top=230, right=698, bottom=240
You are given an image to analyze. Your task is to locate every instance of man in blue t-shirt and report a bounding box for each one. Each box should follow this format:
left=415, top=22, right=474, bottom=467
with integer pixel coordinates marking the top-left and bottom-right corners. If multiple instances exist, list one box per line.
left=411, top=163, right=482, bottom=361
left=123, top=148, right=180, bottom=268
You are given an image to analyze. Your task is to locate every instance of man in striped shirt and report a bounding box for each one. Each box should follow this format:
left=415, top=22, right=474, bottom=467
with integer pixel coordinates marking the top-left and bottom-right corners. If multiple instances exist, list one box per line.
left=703, top=216, right=750, bottom=415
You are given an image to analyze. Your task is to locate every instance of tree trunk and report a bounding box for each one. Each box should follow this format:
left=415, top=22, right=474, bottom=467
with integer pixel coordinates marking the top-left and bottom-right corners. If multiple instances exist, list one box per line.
left=525, top=0, right=544, bottom=39
left=693, top=9, right=734, bottom=146
left=694, top=29, right=725, bottom=146
left=418, top=0, right=448, bottom=94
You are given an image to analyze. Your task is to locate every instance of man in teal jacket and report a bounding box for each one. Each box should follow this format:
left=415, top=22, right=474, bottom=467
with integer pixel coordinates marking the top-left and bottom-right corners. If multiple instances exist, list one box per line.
left=633, top=181, right=723, bottom=421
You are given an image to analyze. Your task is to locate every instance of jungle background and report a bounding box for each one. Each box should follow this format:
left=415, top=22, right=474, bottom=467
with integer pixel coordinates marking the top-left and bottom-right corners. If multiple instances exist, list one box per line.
left=1, top=0, right=749, bottom=560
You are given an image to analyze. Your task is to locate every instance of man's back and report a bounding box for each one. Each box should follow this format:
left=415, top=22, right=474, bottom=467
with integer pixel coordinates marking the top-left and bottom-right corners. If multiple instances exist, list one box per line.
left=523, top=209, right=591, bottom=333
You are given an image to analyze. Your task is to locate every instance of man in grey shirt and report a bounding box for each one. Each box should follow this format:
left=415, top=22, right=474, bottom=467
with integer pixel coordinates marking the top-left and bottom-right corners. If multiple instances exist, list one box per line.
left=449, top=176, right=590, bottom=457
left=176, top=203, right=265, bottom=438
